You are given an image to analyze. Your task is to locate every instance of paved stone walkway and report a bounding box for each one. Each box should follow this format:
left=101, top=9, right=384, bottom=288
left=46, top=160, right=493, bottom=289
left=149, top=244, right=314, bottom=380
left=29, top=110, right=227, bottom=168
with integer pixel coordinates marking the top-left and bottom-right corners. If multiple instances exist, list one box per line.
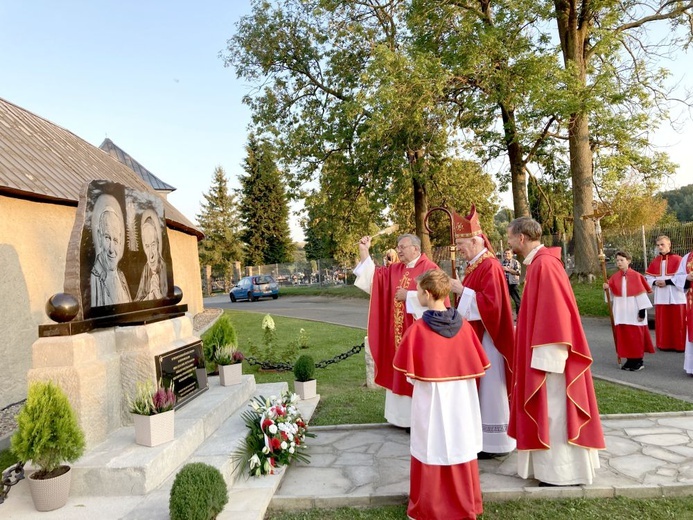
left=270, top=412, right=693, bottom=512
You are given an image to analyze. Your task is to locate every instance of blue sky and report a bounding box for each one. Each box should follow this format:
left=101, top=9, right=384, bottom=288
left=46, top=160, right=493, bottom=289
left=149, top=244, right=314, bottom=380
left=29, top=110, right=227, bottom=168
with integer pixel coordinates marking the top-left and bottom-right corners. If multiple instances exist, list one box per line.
left=1, top=1, right=692, bottom=242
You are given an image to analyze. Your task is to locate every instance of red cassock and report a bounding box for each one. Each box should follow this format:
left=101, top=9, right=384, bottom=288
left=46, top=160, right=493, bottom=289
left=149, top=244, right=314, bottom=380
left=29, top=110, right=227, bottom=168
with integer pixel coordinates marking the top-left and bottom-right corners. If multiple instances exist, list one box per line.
left=646, top=254, right=686, bottom=351
left=607, top=268, right=654, bottom=359
left=367, top=254, right=443, bottom=396
left=394, top=319, right=489, bottom=520
left=509, top=247, right=605, bottom=451
left=461, top=253, right=515, bottom=397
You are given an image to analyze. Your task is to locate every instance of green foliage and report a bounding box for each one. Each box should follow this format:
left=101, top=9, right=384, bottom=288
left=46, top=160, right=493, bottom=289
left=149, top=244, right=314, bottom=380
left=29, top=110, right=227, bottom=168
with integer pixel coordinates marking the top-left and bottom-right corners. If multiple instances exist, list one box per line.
left=169, top=462, right=228, bottom=520
left=11, top=381, right=85, bottom=476
left=197, top=166, right=243, bottom=283
left=293, top=355, right=315, bottom=382
left=661, top=184, right=693, bottom=223
left=0, top=448, right=19, bottom=472
left=238, top=135, right=294, bottom=266
left=245, top=314, right=301, bottom=366
left=201, top=314, right=238, bottom=373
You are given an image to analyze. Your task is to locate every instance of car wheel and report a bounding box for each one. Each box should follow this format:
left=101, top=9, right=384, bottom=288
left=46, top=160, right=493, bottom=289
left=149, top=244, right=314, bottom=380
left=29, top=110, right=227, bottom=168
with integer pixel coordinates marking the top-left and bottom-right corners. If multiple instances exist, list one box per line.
left=248, top=292, right=256, bottom=302
left=229, top=293, right=236, bottom=302
left=272, top=294, right=278, bottom=300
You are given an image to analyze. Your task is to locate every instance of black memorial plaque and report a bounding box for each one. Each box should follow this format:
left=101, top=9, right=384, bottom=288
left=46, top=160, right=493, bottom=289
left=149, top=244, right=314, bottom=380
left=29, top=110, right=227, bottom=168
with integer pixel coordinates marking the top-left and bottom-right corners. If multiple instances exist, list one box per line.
left=155, top=341, right=207, bottom=408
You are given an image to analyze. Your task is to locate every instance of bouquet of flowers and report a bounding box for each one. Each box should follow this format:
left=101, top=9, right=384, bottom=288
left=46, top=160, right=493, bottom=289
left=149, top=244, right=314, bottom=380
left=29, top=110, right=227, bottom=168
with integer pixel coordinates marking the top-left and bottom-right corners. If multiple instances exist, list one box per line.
left=232, top=390, right=314, bottom=477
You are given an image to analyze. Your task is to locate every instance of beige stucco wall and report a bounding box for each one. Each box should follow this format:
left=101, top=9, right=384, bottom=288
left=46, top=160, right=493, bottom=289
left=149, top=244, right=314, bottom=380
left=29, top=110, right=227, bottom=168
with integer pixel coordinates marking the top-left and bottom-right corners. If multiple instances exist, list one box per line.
left=0, top=195, right=203, bottom=409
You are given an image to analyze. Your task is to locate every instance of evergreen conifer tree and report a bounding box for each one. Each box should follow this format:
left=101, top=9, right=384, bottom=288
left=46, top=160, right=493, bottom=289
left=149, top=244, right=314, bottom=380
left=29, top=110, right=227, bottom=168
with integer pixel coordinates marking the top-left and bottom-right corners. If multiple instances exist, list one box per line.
left=238, top=136, right=294, bottom=266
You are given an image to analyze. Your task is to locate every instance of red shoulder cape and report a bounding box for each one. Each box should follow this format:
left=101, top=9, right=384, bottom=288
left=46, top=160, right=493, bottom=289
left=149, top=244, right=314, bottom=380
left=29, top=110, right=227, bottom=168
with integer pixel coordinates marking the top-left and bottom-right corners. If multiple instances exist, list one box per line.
left=608, top=268, right=652, bottom=297
left=367, top=254, right=444, bottom=396
left=646, top=254, right=682, bottom=276
left=508, top=247, right=605, bottom=451
left=462, top=255, right=515, bottom=397
left=393, top=319, right=490, bottom=381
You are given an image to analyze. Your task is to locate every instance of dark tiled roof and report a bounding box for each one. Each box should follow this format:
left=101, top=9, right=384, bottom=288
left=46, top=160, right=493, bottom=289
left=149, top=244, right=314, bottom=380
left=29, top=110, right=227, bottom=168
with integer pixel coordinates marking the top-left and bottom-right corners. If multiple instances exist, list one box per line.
left=0, top=97, right=201, bottom=239
left=99, top=138, right=176, bottom=193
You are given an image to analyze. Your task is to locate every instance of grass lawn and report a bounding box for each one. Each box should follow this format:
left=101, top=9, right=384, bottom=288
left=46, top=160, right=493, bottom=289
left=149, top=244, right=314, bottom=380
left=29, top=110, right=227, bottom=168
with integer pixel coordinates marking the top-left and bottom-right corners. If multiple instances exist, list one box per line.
left=265, top=496, right=693, bottom=519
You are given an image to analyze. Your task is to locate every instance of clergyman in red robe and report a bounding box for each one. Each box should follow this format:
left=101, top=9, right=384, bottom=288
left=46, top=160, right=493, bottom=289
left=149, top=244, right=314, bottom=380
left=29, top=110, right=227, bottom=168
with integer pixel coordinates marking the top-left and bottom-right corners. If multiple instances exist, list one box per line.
left=354, top=233, right=445, bottom=427
left=507, top=217, right=605, bottom=486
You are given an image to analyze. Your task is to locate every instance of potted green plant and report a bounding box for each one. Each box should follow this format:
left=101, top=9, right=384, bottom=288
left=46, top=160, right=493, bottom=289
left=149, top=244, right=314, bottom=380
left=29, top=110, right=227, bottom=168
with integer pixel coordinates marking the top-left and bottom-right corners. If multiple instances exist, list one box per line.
left=201, top=314, right=238, bottom=375
left=215, top=346, right=244, bottom=386
left=169, top=462, right=228, bottom=520
left=128, top=379, right=176, bottom=447
left=11, top=380, right=86, bottom=512
left=293, top=355, right=317, bottom=400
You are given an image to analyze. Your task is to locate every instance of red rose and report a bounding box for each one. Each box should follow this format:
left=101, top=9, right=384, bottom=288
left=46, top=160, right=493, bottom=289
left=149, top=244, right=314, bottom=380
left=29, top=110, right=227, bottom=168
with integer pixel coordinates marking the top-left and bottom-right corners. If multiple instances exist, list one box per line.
left=271, top=437, right=282, bottom=450
left=262, top=419, right=274, bottom=429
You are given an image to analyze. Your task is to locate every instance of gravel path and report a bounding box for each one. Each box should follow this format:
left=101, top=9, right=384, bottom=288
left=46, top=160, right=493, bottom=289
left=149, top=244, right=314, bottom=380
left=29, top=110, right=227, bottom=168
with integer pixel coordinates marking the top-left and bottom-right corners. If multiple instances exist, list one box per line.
left=0, top=309, right=224, bottom=448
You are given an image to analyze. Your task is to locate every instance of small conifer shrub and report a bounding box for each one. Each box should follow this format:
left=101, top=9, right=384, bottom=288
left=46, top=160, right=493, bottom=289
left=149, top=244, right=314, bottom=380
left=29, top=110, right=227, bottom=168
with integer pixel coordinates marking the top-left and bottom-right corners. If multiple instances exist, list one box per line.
left=169, top=462, right=228, bottom=520
left=293, top=355, right=315, bottom=382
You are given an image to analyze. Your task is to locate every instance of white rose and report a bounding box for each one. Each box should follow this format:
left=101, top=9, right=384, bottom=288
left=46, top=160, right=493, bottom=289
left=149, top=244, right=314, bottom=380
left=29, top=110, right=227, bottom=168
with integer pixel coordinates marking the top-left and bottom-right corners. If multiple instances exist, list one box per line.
left=281, top=441, right=288, bottom=450
left=269, top=424, right=278, bottom=434
left=289, top=447, right=295, bottom=454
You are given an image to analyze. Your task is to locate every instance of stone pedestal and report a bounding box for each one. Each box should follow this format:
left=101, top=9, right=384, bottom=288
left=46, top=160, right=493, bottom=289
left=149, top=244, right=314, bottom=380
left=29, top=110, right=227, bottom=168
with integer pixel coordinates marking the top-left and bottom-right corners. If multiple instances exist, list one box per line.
left=28, top=315, right=198, bottom=448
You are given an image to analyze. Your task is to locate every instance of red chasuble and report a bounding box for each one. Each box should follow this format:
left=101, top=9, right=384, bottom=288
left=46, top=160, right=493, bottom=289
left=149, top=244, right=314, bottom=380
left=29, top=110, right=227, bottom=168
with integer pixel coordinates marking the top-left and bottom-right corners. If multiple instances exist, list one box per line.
left=462, top=253, right=515, bottom=397
left=508, top=247, right=605, bottom=451
left=368, top=254, right=443, bottom=396
left=607, top=268, right=652, bottom=297
left=686, top=254, right=693, bottom=341
left=393, top=319, right=490, bottom=381
left=646, top=254, right=682, bottom=277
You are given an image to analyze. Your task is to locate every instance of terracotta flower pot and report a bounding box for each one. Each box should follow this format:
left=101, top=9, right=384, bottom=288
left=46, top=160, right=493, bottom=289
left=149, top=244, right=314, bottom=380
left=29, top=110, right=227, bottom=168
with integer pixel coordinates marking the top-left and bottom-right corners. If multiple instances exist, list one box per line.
left=133, top=409, right=175, bottom=447
left=28, top=465, right=72, bottom=512
left=294, top=379, right=317, bottom=400
left=219, top=363, right=242, bottom=386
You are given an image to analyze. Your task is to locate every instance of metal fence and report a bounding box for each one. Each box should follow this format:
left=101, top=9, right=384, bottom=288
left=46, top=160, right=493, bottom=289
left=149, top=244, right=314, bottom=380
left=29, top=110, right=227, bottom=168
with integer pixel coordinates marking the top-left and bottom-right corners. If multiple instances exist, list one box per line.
left=208, top=222, right=693, bottom=291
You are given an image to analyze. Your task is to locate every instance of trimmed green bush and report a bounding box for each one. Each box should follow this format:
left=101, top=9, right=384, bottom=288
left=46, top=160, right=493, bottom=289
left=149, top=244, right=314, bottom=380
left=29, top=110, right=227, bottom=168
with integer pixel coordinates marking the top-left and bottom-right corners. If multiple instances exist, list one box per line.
left=169, top=462, right=228, bottom=520
left=201, top=314, right=238, bottom=373
left=293, top=355, right=315, bottom=382
left=11, top=381, right=85, bottom=478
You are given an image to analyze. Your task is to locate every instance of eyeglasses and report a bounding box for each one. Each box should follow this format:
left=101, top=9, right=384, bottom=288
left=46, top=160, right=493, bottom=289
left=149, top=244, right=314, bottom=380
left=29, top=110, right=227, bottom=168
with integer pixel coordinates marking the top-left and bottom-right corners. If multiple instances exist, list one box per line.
left=396, top=244, right=414, bottom=251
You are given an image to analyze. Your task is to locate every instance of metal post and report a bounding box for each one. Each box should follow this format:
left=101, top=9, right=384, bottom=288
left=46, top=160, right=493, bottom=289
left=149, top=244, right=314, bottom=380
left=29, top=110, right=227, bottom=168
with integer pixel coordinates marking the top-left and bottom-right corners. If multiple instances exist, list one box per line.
left=642, top=225, right=647, bottom=269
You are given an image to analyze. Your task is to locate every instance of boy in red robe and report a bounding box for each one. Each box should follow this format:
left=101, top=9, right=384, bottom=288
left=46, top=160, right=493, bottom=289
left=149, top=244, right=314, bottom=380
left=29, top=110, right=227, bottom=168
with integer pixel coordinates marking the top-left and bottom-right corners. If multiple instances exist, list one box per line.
left=394, top=268, right=489, bottom=520
left=603, top=251, right=654, bottom=371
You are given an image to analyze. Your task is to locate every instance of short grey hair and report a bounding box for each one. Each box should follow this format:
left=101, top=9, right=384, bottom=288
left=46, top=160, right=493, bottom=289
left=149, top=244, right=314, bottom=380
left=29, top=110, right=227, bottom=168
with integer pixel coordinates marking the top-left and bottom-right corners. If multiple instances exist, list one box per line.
left=398, top=233, right=421, bottom=250
left=508, top=217, right=542, bottom=241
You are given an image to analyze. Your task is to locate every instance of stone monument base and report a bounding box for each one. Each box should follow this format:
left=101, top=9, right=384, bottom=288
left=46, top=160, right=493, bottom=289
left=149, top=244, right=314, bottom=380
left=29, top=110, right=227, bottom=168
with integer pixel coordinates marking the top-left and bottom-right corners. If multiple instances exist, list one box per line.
left=28, top=314, right=201, bottom=448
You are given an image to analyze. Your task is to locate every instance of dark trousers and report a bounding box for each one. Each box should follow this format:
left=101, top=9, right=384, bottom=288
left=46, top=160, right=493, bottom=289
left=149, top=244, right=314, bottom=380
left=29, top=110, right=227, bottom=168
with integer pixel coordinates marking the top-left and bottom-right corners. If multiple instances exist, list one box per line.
left=507, top=283, right=522, bottom=312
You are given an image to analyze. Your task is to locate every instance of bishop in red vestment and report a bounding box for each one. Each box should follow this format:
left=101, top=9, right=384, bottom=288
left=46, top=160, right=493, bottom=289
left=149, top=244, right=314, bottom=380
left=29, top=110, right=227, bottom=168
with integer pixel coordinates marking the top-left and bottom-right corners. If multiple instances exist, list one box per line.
left=355, top=233, right=445, bottom=426
left=645, top=236, right=686, bottom=351
left=393, top=269, right=489, bottom=520
left=507, top=217, right=605, bottom=486
left=449, top=205, right=516, bottom=457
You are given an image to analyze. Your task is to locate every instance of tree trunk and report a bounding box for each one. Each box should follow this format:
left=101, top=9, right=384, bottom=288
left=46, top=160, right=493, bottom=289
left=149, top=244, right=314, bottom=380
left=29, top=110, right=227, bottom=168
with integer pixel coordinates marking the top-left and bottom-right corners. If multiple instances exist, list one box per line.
left=500, top=104, right=530, bottom=218
left=412, top=175, right=431, bottom=257
left=554, top=0, right=598, bottom=278
left=569, top=112, right=598, bottom=277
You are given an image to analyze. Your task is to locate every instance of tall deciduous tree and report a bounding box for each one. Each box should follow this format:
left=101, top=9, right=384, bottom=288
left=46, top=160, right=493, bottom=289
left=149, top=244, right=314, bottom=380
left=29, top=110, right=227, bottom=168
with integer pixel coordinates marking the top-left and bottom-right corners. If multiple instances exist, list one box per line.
left=238, top=135, right=294, bottom=266
left=196, top=166, right=242, bottom=285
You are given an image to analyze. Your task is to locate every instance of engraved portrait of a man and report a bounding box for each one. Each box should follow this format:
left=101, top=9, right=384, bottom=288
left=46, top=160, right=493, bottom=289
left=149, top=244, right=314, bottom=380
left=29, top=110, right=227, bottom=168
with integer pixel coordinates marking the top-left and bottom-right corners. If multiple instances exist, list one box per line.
left=135, top=209, right=168, bottom=301
left=90, top=194, right=132, bottom=306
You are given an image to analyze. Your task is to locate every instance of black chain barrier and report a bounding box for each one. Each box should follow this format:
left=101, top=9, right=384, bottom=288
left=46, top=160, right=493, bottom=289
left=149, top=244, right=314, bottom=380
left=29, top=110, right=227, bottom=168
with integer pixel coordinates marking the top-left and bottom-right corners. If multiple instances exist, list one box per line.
left=245, top=343, right=364, bottom=371
left=0, top=461, right=25, bottom=505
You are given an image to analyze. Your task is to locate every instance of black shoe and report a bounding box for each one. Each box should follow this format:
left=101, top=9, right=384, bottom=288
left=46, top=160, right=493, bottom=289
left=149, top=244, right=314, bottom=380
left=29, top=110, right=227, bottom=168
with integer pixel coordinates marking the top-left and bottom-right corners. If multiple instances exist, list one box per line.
left=629, top=364, right=644, bottom=371
left=538, top=481, right=579, bottom=487
left=477, top=451, right=508, bottom=460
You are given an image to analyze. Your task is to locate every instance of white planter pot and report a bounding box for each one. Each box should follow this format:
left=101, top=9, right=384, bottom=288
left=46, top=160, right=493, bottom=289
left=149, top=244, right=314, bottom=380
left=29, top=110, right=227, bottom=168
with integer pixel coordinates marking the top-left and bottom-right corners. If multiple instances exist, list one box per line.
left=133, top=409, right=175, bottom=447
left=294, top=379, right=317, bottom=400
left=28, top=465, right=72, bottom=512
left=219, top=363, right=242, bottom=386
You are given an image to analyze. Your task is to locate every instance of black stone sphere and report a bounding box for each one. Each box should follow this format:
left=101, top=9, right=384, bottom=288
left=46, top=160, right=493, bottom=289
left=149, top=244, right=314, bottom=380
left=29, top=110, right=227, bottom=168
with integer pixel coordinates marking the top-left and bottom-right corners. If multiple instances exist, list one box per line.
left=46, top=293, right=80, bottom=323
left=172, top=286, right=183, bottom=304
